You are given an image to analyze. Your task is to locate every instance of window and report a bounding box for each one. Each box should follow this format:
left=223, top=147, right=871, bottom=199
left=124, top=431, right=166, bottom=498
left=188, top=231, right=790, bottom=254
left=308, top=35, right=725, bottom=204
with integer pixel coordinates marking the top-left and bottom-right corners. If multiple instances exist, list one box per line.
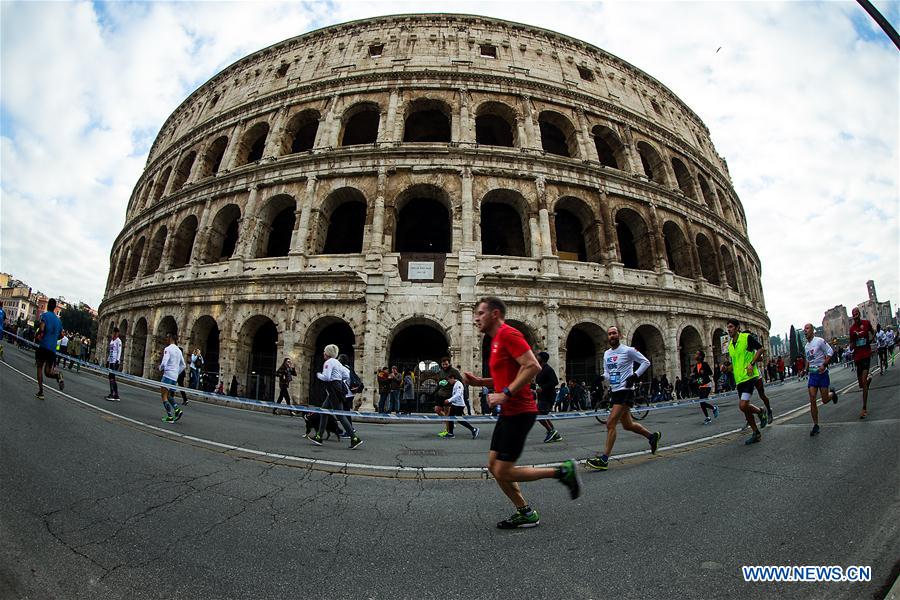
left=368, top=44, right=384, bottom=58
left=577, top=66, right=594, bottom=81
left=651, top=100, right=663, bottom=115
left=275, top=63, right=289, bottom=78
left=480, top=44, right=497, bottom=58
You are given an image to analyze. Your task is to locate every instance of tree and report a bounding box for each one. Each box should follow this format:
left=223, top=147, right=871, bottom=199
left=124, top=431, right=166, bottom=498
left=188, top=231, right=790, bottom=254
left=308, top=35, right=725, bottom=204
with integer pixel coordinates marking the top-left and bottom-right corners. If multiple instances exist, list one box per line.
left=789, top=325, right=799, bottom=361
left=60, top=305, right=98, bottom=340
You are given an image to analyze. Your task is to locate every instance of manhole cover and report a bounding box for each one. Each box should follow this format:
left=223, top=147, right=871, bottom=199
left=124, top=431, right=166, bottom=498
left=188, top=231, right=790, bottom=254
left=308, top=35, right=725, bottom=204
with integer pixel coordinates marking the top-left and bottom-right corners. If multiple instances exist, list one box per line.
left=402, top=449, right=446, bottom=456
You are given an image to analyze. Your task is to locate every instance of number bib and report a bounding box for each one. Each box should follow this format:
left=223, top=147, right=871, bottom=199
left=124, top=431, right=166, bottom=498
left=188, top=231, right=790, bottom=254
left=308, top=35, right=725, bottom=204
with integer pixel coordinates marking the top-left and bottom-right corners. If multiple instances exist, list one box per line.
left=608, top=371, right=621, bottom=385
left=855, top=338, right=867, bottom=347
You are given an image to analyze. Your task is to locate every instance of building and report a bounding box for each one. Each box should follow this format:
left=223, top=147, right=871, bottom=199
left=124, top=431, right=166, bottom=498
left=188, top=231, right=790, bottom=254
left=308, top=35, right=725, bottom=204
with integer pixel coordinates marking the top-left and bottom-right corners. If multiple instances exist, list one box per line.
left=822, top=304, right=850, bottom=342
left=98, top=14, right=769, bottom=407
left=857, top=280, right=892, bottom=328
left=0, top=283, right=37, bottom=326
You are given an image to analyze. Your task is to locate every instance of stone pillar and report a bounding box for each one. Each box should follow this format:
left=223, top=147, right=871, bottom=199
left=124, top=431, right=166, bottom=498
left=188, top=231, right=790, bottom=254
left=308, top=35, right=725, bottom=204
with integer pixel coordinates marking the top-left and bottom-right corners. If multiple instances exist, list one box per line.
left=575, top=108, right=594, bottom=162
left=620, top=124, right=640, bottom=175
left=545, top=301, right=561, bottom=368
left=458, top=88, right=473, bottom=144
left=190, top=200, right=214, bottom=265
left=714, top=235, right=729, bottom=289
left=315, top=96, right=339, bottom=149
left=459, top=302, right=477, bottom=411
left=264, top=107, right=289, bottom=158
left=528, top=214, right=541, bottom=259
left=219, top=123, right=243, bottom=171
left=384, top=88, right=401, bottom=144
left=515, top=116, right=527, bottom=149
left=460, top=166, right=474, bottom=249
left=648, top=204, right=668, bottom=272
left=665, top=312, right=679, bottom=378
left=235, top=185, right=261, bottom=260
left=293, top=177, right=318, bottom=258
left=367, top=168, right=387, bottom=259
left=360, top=298, right=383, bottom=411
left=521, top=95, right=538, bottom=150
left=684, top=220, right=703, bottom=280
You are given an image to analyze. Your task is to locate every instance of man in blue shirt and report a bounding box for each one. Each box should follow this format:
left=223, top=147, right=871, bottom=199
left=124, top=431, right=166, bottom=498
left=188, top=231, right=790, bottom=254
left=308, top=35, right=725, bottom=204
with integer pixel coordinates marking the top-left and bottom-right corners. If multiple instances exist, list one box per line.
left=35, top=298, right=65, bottom=400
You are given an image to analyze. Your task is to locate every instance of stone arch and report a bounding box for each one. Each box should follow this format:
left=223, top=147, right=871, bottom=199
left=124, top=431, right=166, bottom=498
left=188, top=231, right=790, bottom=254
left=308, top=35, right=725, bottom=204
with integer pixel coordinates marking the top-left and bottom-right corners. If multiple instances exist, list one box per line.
left=403, top=98, right=452, bottom=143
left=538, top=110, right=579, bottom=158
left=151, top=166, right=172, bottom=203
left=235, top=315, right=280, bottom=401
left=697, top=174, right=718, bottom=214
left=615, top=207, right=654, bottom=270
left=564, top=322, right=607, bottom=384
left=113, top=248, right=129, bottom=286
left=190, top=315, right=220, bottom=390
left=169, top=214, right=198, bottom=269
left=282, top=108, right=320, bottom=154
left=631, top=323, right=666, bottom=379
left=670, top=157, right=697, bottom=200
left=129, top=317, right=148, bottom=376
left=316, top=187, right=367, bottom=254
left=695, top=233, right=720, bottom=284
left=139, top=180, right=154, bottom=210
left=143, top=225, right=167, bottom=276
left=304, top=316, right=357, bottom=405
left=255, top=194, right=296, bottom=258
left=738, top=256, right=752, bottom=299
left=591, top=125, right=626, bottom=169
left=678, top=325, right=704, bottom=378
left=200, top=136, right=228, bottom=178
left=235, top=121, right=269, bottom=166
left=119, top=319, right=129, bottom=349
left=662, top=221, right=693, bottom=278
left=127, top=236, right=146, bottom=281
left=388, top=317, right=450, bottom=371
left=636, top=141, right=667, bottom=185
left=719, top=244, right=739, bottom=289
left=340, top=102, right=380, bottom=146
left=393, top=184, right=452, bottom=253
left=554, top=196, right=602, bottom=263
left=153, top=315, right=178, bottom=356
left=203, top=204, right=241, bottom=263
left=711, top=327, right=728, bottom=368
left=480, top=189, right=530, bottom=257
left=475, top=101, right=517, bottom=147
left=170, top=151, right=196, bottom=191
left=717, top=186, right=735, bottom=225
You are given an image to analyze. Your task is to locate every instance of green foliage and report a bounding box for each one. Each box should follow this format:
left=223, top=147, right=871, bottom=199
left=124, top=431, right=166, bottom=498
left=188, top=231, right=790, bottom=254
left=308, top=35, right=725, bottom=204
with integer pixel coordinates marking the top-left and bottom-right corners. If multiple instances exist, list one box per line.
left=60, top=306, right=98, bottom=340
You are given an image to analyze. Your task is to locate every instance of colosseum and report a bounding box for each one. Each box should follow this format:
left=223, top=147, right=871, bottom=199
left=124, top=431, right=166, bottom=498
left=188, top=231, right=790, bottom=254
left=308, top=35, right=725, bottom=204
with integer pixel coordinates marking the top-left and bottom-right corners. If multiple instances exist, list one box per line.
left=98, top=13, right=769, bottom=409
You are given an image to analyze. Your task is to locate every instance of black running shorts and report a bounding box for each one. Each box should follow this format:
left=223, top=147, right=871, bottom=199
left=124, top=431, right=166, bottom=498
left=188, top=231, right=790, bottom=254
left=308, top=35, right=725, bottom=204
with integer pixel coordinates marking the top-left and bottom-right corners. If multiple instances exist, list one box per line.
left=855, top=357, right=871, bottom=373
left=490, top=412, right=537, bottom=462
left=448, top=405, right=466, bottom=417
left=536, top=401, right=553, bottom=415
left=35, top=347, right=56, bottom=367
left=736, top=378, right=757, bottom=398
left=609, top=389, right=635, bottom=406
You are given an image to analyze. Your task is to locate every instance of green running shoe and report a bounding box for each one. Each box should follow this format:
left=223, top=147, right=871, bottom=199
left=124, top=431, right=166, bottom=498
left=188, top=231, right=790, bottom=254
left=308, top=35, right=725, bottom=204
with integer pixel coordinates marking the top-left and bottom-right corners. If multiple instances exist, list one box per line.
left=745, top=431, right=761, bottom=445
left=557, top=459, right=582, bottom=499
left=551, top=430, right=563, bottom=442
left=438, top=430, right=449, bottom=438
left=758, top=410, right=768, bottom=429
left=586, top=455, right=609, bottom=470
left=649, top=431, right=662, bottom=454
left=497, top=509, right=541, bottom=529
left=162, top=415, right=175, bottom=423
left=173, top=407, right=183, bottom=422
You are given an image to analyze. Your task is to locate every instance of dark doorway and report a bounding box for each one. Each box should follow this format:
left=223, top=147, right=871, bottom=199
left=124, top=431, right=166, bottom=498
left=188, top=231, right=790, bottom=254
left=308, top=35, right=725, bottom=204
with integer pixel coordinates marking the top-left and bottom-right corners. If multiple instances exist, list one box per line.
left=308, top=321, right=356, bottom=405
left=540, top=121, right=570, bottom=157
left=554, top=209, right=587, bottom=261
left=341, top=108, right=380, bottom=146
left=481, top=202, right=527, bottom=256
left=389, top=324, right=449, bottom=412
left=475, top=114, right=513, bottom=147
left=265, top=207, right=295, bottom=257
left=248, top=320, right=277, bottom=401
left=403, top=109, right=451, bottom=143
left=565, top=327, right=598, bottom=385
left=395, top=198, right=451, bottom=253
left=322, top=202, right=366, bottom=254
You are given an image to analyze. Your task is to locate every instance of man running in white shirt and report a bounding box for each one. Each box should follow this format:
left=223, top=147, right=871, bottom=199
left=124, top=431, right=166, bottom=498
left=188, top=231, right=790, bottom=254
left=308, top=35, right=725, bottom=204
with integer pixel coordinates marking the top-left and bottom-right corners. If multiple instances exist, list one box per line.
left=586, top=326, right=661, bottom=470
left=158, top=332, right=185, bottom=423
left=887, top=328, right=896, bottom=366
left=106, top=327, right=122, bottom=401
left=875, top=325, right=889, bottom=375
left=803, top=323, right=837, bottom=437
left=311, top=344, right=362, bottom=449
left=441, top=373, right=479, bottom=439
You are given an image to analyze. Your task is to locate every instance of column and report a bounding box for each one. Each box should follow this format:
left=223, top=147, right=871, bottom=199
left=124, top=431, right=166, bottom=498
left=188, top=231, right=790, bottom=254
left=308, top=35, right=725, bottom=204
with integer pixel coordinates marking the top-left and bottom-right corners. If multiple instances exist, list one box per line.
left=684, top=220, right=703, bottom=280
left=515, top=116, right=528, bottom=149
left=458, top=88, right=473, bottom=144
left=263, top=107, right=289, bottom=158
left=189, top=200, right=214, bottom=265
left=528, top=214, right=541, bottom=259
left=293, top=177, right=318, bottom=257
left=235, top=185, right=260, bottom=260
left=545, top=301, right=561, bottom=368
left=367, top=168, right=387, bottom=258
left=384, top=88, right=401, bottom=144
left=460, top=167, right=474, bottom=249
left=648, top=204, right=668, bottom=272
left=575, top=108, right=594, bottom=162
left=218, top=123, right=243, bottom=171
left=521, top=95, right=538, bottom=150
left=665, top=312, right=679, bottom=378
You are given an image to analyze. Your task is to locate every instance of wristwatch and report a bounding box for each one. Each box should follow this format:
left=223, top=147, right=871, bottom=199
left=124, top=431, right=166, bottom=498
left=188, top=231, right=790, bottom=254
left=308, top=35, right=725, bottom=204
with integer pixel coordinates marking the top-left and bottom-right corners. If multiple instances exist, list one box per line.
left=502, top=387, right=512, bottom=397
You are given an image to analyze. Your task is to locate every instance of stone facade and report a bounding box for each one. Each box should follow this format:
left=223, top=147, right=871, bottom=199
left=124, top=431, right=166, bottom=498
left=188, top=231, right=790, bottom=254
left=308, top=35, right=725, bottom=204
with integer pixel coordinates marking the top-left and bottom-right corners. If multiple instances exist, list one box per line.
left=98, top=14, right=769, bottom=409
left=822, top=305, right=850, bottom=342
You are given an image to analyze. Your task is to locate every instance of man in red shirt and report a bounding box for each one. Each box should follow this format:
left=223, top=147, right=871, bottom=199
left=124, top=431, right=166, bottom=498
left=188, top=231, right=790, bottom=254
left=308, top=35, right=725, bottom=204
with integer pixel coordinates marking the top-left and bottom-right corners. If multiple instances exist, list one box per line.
left=463, top=296, right=581, bottom=529
left=849, top=307, right=875, bottom=419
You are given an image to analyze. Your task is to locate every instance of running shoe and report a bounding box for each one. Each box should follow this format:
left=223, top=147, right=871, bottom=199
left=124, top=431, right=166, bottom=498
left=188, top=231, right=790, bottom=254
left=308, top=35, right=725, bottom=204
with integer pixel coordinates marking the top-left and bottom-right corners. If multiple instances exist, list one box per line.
left=551, top=430, right=562, bottom=442
left=712, top=405, right=719, bottom=418
left=445, top=432, right=456, bottom=438
left=758, top=410, right=768, bottom=429
left=472, top=427, right=480, bottom=439
left=162, top=415, right=175, bottom=423
left=35, top=391, right=45, bottom=401
left=173, top=407, right=183, bottom=422
left=496, top=509, right=541, bottom=529
left=767, top=408, right=774, bottom=422
left=311, top=434, right=323, bottom=446
left=557, top=459, right=582, bottom=500
left=810, top=424, right=820, bottom=437
left=745, top=431, right=761, bottom=445
left=703, top=417, right=712, bottom=425
left=585, top=455, right=609, bottom=471
left=649, top=431, right=661, bottom=454
left=349, top=436, right=363, bottom=450
left=438, top=430, right=449, bottom=438
left=830, top=388, right=838, bottom=404
left=58, top=373, right=65, bottom=391
left=543, top=429, right=556, bottom=443
left=859, top=410, right=867, bottom=420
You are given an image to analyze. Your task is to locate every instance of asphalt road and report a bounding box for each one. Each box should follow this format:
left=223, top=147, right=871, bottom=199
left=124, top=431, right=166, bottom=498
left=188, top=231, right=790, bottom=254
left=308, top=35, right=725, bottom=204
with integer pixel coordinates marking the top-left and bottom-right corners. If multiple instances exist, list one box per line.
left=1, top=343, right=898, bottom=599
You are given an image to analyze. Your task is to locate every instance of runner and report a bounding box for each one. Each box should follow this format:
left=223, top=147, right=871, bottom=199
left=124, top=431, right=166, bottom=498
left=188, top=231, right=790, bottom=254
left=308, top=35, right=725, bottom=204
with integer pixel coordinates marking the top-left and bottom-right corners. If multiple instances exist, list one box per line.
left=105, top=327, right=122, bottom=401
left=34, top=298, right=64, bottom=400
left=440, top=372, right=479, bottom=439
left=875, top=325, right=888, bottom=375
left=462, top=297, right=580, bottom=529
left=692, top=350, right=718, bottom=425
left=803, top=323, right=837, bottom=436
left=848, top=307, right=875, bottom=419
left=310, top=344, right=362, bottom=449
left=534, top=351, right=562, bottom=442
left=887, top=328, right=896, bottom=366
left=157, top=332, right=185, bottom=423
left=586, top=326, right=660, bottom=470
left=273, top=357, right=296, bottom=415
left=725, top=318, right=768, bottom=444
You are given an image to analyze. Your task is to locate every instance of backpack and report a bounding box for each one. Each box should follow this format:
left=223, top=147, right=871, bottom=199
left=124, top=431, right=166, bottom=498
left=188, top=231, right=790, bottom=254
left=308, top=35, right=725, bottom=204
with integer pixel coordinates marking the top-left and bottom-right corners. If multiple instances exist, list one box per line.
left=349, top=369, right=364, bottom=394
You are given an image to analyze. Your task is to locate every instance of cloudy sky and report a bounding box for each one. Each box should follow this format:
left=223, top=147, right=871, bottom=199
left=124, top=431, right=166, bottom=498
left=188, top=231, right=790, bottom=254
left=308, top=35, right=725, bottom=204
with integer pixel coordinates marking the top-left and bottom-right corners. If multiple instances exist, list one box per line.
left=1, top=0, right=897, bottom=336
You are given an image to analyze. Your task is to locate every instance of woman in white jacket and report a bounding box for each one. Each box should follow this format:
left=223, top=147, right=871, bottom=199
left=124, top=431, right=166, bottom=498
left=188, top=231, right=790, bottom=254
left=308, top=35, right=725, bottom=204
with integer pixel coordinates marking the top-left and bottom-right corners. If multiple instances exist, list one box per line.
left=311, top=344, right=362, bottom=449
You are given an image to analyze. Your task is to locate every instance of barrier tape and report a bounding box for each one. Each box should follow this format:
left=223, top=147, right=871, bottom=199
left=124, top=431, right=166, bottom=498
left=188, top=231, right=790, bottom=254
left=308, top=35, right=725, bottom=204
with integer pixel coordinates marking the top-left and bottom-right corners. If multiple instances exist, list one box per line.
left=1, top=331, right=790, bottom=424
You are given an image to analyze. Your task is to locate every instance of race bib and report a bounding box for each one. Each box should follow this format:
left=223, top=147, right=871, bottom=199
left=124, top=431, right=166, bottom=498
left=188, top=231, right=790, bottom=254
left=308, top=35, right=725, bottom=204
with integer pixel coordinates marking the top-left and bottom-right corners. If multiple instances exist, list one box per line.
left=609, top=371, right=621, bottom=385
left=855, top=338, right=867, bottom=347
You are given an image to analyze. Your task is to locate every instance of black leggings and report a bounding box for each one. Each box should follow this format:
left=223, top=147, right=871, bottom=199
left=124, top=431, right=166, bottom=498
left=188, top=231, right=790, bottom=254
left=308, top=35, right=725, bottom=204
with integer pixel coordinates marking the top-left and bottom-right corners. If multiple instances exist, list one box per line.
left=447, top=405, right=475, bottom=434
left=698, top=387, right=713, bottom=417
left=276, top=385, right=292, bottom=405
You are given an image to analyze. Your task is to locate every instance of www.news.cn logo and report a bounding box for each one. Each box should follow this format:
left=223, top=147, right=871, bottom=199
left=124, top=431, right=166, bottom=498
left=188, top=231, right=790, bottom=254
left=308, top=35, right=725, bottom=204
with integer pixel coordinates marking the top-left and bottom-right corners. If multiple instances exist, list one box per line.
left=742, top=565, right=872, bottom=583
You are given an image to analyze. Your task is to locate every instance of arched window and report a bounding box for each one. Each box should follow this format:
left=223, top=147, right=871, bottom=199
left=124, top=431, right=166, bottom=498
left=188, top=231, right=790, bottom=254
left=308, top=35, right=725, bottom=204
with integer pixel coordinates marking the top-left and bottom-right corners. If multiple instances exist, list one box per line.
left=538, top=111, right=578, bottom=158
left=631, top=324, right=667, bottom=378
left=554, top=196, right=601, bottom=263
left=255, top=195, right=296, bottom=258
left=695, top=233, right=720, bottom=285
left=204, top=204, right=241, bottom=263
left=394, top=185, right=451, bottom=253
left=615, top=208, right=653, bottom=270
left=283, top=109, right=320, bottom=154
left=127, top=236, right=146, bottom=280
left=151, top=166, right=172, bottom=203
left=341, top=103, right=380, bottom=146
left=403, top=99, right=451, bottom=143
left=169, top=215, right=198, bottom=269
left=475, top=102, right=516, bottom=147
left=170, top=151, right=196, bottom=191
left=678, top=326, right=704, bottom=378
left=202, top=136, right=228, bottom=177
left=591, top=125, right=626, bottom=169
left=237, top=122, right=269, bottom=165
left=719, top=245, right=739, bottom=289
left=671, top=157, right=697, bottom=200
left=480, top=190, right=528, bottom=257
left=142, top=226, right=167, bottom=276
left=636, top=141, right=667, bottom=185
left=662, top=221, right=693, bottom=278
left=318, top=188, right=367, bottom=254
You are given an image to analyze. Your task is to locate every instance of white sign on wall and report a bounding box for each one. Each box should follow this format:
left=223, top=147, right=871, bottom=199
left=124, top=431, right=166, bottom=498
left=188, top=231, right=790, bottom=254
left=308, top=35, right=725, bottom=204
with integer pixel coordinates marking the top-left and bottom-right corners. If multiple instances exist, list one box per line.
left=407, top=261, right=435, bottom=280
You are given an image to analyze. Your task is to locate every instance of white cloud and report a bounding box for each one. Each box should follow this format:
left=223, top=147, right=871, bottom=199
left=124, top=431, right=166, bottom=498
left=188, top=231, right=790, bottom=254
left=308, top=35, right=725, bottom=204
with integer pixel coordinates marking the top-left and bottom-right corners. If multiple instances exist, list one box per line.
left=1, top=1, right=897, bottom=336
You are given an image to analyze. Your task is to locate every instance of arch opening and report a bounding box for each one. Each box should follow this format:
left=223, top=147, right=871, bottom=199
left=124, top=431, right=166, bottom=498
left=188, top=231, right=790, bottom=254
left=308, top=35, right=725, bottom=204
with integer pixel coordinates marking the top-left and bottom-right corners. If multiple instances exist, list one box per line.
left=615, top=208, right=653, bottom=270
left=538, top=111, right=577, bottom=158
left=720, top=245, right=739, bottom=289
left=591, top=125, right=625, bottom=169
left=631, top=324, right=666, bottom=380
left=171, top=151, right=196, bottom=191
left=127, top=237, right=146, bottom=281
left=480, top=191, right=528, bottom=257
left=203, top=136, right=228, bottom=177
left=695, top=233, right=720, bottom=284
left=143, top=226, right=167, bottom=276
left=255, top=195, right=296, bottom=258
left=636, top=141, right=666, bottom=185
left=341, top=103, right=380, bottom=146
left=284, top=109, right=320, bottom=154
left=679, top=326, right=704, bottom=379
left=307, top=320, right=356, bottom=405
left=169, top=215, right=198, bottom=269
left=129, top=318, right=148, bottom=376
left=403, top=100, right=451, bottom=143
left=238, top=122, right=270, bottom=165
left=204, top=204, right=241, bottom=263
left=475, top=103, right=516, bottom=147
left=671, top=157, right=697, bottom=200
left=190, top=315, right=220, bottom=391
left=662, top=221, right=693, bottom=278
left=394, top=188, right=451, bottom=254
left=565, top=323, right=607, bottom=386
left=318, top=188, right=367, bottom=254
